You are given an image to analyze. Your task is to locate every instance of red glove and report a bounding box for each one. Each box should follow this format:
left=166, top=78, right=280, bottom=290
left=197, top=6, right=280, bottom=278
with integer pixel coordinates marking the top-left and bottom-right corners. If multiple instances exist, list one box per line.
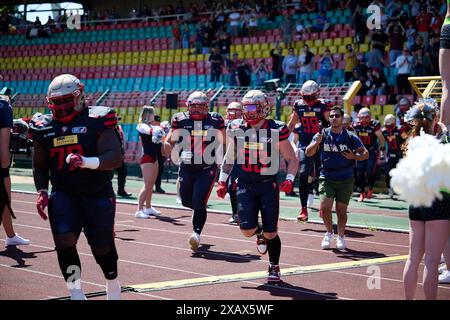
left=216, top=181, right=227, bottom=199
left=36, top=190, right=48, bottom=220
left=279, top=180, right=294, bottom=193
left=66, top=153, right=83, bottom=168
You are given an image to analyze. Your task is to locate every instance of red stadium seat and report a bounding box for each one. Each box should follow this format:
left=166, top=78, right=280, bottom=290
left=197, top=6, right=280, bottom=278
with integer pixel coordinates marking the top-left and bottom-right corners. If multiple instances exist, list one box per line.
left=375, top=95, right=387, bottom=105
left=353, top=96, right=362, bottom=104
left=362, top=96, right=374, bottom=106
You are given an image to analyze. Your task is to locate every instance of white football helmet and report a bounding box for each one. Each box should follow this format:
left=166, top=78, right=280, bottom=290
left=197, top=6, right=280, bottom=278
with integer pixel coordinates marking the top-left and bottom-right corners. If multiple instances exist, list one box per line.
left=384, top=114, right=395, bottom=128
left=226, top=102, right=243, bottom=120
left=300, top=80, right=320, bottom=106
left=46, top=74, right=86, bottom=123
left=241, top=90, right=271, bottom=125
left=186, top=91, right=208, bottom=120
left=358, top=107, right=371, bottom=125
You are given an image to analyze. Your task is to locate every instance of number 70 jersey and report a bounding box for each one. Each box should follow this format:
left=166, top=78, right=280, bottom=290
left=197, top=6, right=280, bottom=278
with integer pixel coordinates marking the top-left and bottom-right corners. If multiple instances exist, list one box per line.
left=29, top=106, right=118, bottom=196
left=293, top=99, right=331, bottom=148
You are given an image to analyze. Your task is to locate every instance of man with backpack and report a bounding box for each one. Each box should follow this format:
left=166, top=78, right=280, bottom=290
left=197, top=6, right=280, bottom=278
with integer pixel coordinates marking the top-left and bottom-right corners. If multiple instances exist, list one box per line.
left=306, top=106, right=368, bottom=251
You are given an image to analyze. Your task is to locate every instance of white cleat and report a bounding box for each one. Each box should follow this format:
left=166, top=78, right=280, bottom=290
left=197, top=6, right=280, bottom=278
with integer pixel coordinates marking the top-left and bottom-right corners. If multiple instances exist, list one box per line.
left=439, top=270, right=450, bottom=284
left=336, top=236, right=346, bottom=251
left=189, top=232, right=201, bottom=252
left=5, top=234, right=30, bottom=246
left=145, top=207, right=161, bottom=216
left=135, top=209, right=150, bottom=219
left=176, top=197, right=182, bottom=204
left=439, top=263, right=447, bottom=274
left=69, top=288, right=87, bottom=300
left=321, top=232, right=334, bottom=249
left=307, top=193, right=314, bottom=208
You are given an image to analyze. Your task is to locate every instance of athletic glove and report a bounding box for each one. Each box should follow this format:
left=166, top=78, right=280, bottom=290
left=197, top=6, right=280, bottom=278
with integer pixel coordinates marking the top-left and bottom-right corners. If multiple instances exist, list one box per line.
left=36, top=190, right=48, bottom=220
left=279, top=174, right=295, bottom=193
left=216, top=181, right=227, bottom=199
left=65, top=153, right=83, bottom=168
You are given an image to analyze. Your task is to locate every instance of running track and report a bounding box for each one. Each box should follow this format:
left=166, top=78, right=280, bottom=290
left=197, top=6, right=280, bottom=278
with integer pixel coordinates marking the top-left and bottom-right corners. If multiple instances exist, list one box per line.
left=1, top=192, right=449, bottom=300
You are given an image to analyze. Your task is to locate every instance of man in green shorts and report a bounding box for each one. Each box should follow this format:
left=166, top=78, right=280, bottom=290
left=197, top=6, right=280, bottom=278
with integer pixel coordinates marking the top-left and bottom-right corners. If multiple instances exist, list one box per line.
left=306, top=106, right=368, bottom=250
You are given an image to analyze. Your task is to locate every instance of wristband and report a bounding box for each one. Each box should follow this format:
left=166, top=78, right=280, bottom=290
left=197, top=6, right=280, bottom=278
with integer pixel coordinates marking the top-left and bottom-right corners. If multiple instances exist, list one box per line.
left=219, top=171, right=229, bottom=182
left=286, top=174, right=295, bottom=182
left=81, top=156, right=100, bottom=170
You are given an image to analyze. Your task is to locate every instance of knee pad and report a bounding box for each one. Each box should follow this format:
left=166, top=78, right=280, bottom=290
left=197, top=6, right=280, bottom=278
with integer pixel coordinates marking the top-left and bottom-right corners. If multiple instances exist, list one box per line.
left=92, top=243, right=118, bottom=280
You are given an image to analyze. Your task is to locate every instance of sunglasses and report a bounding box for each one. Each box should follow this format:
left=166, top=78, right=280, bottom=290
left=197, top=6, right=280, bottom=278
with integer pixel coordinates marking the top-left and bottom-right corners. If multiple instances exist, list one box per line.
left=329, top=114, right=341, bottom=119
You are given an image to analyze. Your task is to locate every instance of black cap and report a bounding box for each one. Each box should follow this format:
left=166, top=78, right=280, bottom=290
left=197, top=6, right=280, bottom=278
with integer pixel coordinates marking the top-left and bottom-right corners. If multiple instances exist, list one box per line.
left=154, top=115, right=161, bottom=122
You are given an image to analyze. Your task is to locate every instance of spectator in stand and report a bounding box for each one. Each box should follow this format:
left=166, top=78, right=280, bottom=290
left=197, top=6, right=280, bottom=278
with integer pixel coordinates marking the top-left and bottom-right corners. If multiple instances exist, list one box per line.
left=354, top=53, right=369, bottom=80
left=229, top=9, right=241, bottom=37
left=371, top=28, right=389, bottom=54
left=236, top=59, right=252, bottom=87
left=353, top=4, right=368, bottom=46
left=387, top=21, right=406, bottom=65
left=410, top=0, right=421, bottom=19
left=388, top=0, right=408, bottom=26
left=395, top=47, right=414, bottom=94
left=416, top=6, right=431, bottom=50
left=366, top=68, right=388, bottom=96
left=298, top=45, right=314, bottom=85
left=367, top=46, right=387, bottom=71
left=317, top=48, right=334, bottom=84
left=406, top=21, right=417, bottom=52
left=181, top=23, right=190, bottom=49
left=271, top=46, right=284, bottom=80
left=172, top=22, right=181, bottom=49
left=411, top=34, right=425, bottom=54
left=282, top=16, right=294, bottom=49
left=311, top=11, right=331, bottom=32
left=317, top=0, right=329, bottom=13
left=255, top=59, right=269, bottom=86
left=412, top=47, right=434, bottom=76
left=226, top=53, right=240, bottom=86
left=0, top=12, right=10, bottom=34
left=214, top=8, right=227, bottom=31
left=283, top=48, right=298, bottom=84
left=248, top=9, right=258, bottom=37
left=344, top=44, right=358, bottom=82
left=201, top=30, right=211, bottom=54
left=430, top=9, right=444, bottom=35
left=429, top=31, right=441, bottom=75
left=209, top=47, right=223, bottom=84
left=218, top=32, right=231, bottom=55
left=295, top=19, right=306, bottom=40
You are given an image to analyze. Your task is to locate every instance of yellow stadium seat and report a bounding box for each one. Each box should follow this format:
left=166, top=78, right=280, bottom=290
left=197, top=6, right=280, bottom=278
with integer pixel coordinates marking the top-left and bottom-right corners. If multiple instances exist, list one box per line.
left=338, top=45, right=347, bottom=53
left=235, top=44, right=244, bottom=53
left=132, top=57, right=139, bottom=64
left=195, top=54, right=204, bottom=62
left=359, top=44, right=369, bottom=53
left=371, top=105, right=382, bottom=116
left=333, top=38, right=343, bottom=46
left=378, top=114, right=385, bottom=124
left=324, top=39, right=333, bottom=47
left=245, top=51, right=253, bottom=59
left=185, top=55, right=193, bottom=62
left=260, top=43, right=269, bottom=50
left=262, top=50, right=271, bottom=58
left=153, top=56, right=160, bottom=64
left=383, top=105, right=395, bottom=115
left=314, top=39, right=323, bottom=47
left=174, top=55, right=181, bottom=63
left=305, top=40, right=314, bottom=48
left=125, top=58, right=132, bottom=65
left=118, top=52, right=126, bottom=59
left=329, top=46, right=338, bottom=54
left=125, top=52, right=132, bottom=58
left=166, top=56, right=174, bottom=63
left=318, top=46, right=326, bottom=55
left=253, top=51, right=262, bottom=58
left=343, top=37, right=353, bottom=46
left=145, top=56, right=153, bottom=64
left=118, top=58, right=125, bottom=65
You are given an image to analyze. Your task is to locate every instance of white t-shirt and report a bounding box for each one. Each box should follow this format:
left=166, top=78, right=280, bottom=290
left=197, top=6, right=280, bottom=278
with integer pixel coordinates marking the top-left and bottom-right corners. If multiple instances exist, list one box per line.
left=249, top=14, right=258, bottom=27
left=229, top=12, right=241, bottom=27
left=298, top=53, right=312, bottom=73
left=395, top=55, right=413, bottom=74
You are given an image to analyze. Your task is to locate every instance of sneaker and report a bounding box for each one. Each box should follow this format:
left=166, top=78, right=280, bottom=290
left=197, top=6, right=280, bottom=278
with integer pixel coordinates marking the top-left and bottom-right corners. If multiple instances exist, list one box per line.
left=228, top=214, right=239, bottom=224
left=267, top=264, right=281, bottom=282
left=336, top=236, right=346, bottom=250
left=70, top=290, right=87, bottom=300
left=439, top=263, right=447, bottom=274
left=154, top=187, right=166, bottom=194
left=106, top=279, right=121, bottom=300
left=438, top=270, right=450, bottom=284
left=256, top=233, right=267, bottom=255
left=307, top=194, right=314, bottom=208
left=367, top=189, right=374, bottom=199
left=117, top=190, right=132, bottom=197
left=176, top=197, right=182, bottom=204
left=388, top=188, right=395, bottom=199
left=144, top=207, right=161, bottom=216
left=358, top=192, right=365, bottom=202
left=321, top=232, right=334, bottom=249
left=189, top=232, right=201, bottom=252
left=297, top=208, right=308, bottom=222
left=440, top=254, right=445, bottom=264
left=5, top=234, right=30, bottom=246
left=135, top=209, right=150, bottom=219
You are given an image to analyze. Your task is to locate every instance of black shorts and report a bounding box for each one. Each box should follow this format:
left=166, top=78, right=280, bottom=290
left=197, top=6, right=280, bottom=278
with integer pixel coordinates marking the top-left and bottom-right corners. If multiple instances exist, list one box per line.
left=409, top=192, right=450, bottom=221
left=48, top=191, right=116, bottom=246
left=236, top=180, right=279, bottom=233
left=441, top=23, right=450, bottom=49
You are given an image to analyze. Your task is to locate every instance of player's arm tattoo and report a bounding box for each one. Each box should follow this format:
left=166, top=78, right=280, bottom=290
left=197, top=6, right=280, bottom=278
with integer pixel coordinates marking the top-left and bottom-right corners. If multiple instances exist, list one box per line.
left=97, top=128, right=123, bottom=170
left=32, top=141, right=49, bottom=191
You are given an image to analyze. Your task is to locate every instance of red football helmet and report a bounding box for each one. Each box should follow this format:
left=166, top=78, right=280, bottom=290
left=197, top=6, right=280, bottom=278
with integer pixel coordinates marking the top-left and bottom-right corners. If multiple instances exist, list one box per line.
left=301, top=80, right=320, bottom=107
left=46, top=74, right=86, bottom=123
left=186, top=91, right=208, bottom=120
left=226, top=102, right=243, bottom=121
left=241, top=90, right=271, bottom=125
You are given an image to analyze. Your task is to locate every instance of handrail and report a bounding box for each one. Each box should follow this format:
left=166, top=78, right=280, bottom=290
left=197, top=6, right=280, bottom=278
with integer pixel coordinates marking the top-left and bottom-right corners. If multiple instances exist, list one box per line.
left=95, top=88, right=110, bottom=105
left=149, top=87, right=165, bottom=106
left=209, top=85, right=225, bottom=112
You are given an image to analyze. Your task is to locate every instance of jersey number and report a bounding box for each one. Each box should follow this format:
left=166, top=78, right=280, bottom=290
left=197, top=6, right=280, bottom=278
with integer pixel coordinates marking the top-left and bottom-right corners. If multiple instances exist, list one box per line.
left=50, top=144, right=84, bottom=170
left=301, top=117, right=319, bottom=134
left=241, top=149, right=268, bottom=173
left=387, top=136, right=398, bottom=150
left=360, top=135, right=371, bottom=145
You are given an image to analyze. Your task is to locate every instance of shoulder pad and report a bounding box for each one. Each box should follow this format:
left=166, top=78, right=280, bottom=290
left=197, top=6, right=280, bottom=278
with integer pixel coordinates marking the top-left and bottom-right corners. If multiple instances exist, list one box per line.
left=29, top=112, right=53, bottom=131
left=209, top=112, right=223, bottom=120
left=88, top=106, right=114, bottom=118
left=271, top=119, right=287, bottom=129
left=227, top=118, right=244, bottom=130
left=294, top=99, right=306, bottom=107
left=172, top=112, right=189, bottom=122
left=372, top=120, right=381, bottom=128
left=0, top=95, right=11, bottom=105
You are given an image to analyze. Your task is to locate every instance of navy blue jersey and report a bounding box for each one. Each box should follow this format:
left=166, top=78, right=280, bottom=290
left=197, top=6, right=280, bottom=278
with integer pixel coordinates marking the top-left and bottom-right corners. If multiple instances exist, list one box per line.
left=313, top=128, right=363, bottom=180
left=382, top=126, right=405, bottom=157
left=0, top=97, right=13, bottom=129
left=228, top=118, right=289, bottom=183
left=293, top=98, right=332, bottom=148
left=171, top=111, right=225, bottom=171
left=29, top=106, right=118, bottom=196
left=353, top=119, right=381, bottom=152
left=136, top=123, right=161, bottom=159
